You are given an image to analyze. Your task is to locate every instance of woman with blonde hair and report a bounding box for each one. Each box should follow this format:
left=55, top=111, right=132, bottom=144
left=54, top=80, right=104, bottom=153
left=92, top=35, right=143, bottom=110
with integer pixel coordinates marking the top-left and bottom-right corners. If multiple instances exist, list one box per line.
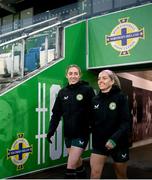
left=90, top=69, right=131, bottom=179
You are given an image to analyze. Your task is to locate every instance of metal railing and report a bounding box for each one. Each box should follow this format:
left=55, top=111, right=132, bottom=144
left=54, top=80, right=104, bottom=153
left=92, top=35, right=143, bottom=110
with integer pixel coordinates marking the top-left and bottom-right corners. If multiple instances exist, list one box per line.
left=0, top=12, right=86, bottom=93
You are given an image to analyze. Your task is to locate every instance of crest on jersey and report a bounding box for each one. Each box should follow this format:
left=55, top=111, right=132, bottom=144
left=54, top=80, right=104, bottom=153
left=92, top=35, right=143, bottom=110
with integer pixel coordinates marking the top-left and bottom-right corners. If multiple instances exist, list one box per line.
left=76, top=94, right=83, bottom=101
left=109, top=102, right=116, bottom=110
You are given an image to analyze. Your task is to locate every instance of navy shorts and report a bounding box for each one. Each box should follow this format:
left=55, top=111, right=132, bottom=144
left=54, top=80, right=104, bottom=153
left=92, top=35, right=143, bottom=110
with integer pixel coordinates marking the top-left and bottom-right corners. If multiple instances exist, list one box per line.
left=65, top=137, right=88, bottom=149
left=92, top=146, right=129, bottom=162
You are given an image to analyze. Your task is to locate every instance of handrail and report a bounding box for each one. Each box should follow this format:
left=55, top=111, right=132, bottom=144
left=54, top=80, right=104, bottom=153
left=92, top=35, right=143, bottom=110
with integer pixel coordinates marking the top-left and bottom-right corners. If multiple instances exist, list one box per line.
left=29, top=22, right=61, bottom=36
left=61, top=12, right=86, bottom=23
left=29, top=12, right=86, bottom=36
left=0, top=12, right=86, bottom=47
left=0, top=34, right=28, bottom=47
left=0, top=17, right=57, bottom=39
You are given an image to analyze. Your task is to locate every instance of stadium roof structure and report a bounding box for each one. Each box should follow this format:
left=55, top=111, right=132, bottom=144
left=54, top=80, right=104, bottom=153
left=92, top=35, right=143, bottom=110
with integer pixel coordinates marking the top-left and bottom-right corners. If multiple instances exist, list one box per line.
left=0, top=0, right=78, bottom=17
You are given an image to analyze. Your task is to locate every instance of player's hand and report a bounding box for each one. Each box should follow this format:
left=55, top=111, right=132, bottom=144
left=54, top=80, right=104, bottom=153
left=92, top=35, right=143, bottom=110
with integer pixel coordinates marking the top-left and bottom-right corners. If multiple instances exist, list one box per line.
left=105, top=139, right=116, bottom=150
left=47, top=132, right=52, bottom=143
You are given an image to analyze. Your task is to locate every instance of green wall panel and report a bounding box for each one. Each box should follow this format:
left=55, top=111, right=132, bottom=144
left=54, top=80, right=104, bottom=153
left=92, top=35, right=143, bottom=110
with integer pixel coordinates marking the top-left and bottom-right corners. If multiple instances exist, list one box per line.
left=88, top=4, right=152, bottom=68
left=0, top=21, right=96, bottom=178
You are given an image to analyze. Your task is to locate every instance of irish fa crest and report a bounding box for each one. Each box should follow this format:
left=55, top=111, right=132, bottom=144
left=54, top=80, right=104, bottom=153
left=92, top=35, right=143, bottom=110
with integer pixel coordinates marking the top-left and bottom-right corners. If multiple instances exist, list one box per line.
left=76, top=94, right=83, bottom=101
left=7, top=133, right=32, bottom=170
left=109, top=102, right=116, bottom=110
left=105, top=17, right=144, bottom=56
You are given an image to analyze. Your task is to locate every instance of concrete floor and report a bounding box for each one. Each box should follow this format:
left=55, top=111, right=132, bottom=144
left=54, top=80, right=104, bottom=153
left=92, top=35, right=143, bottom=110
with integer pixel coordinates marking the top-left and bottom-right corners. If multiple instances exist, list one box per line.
left=13, top=143, right=152, bottom=179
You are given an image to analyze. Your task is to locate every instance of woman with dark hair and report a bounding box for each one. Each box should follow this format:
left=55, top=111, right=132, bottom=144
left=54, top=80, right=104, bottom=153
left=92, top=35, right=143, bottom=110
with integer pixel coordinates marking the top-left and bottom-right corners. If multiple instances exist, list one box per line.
left=47, top=64, right=95, bottom=178
left=90, top=69, right=131, bottom=179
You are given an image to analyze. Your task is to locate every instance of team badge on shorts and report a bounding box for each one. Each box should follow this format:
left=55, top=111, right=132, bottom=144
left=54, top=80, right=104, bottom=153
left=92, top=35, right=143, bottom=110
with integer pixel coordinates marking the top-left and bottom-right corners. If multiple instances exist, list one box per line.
left=76, top=94, right=83, bottom=101
left=109, top=102, right=116, bottom=110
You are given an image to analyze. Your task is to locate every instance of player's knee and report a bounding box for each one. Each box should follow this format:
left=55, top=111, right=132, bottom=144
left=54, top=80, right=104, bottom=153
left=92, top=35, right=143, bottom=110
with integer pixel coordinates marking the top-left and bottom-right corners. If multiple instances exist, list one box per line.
left=91, top=168, right=101, bottom=179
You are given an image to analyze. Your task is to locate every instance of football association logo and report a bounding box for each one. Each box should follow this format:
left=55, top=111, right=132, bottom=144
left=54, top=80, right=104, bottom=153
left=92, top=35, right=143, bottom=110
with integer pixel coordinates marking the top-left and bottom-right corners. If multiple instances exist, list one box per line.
left=76, top=94, right=83, bottom=101
left=105, top=17, right=144, bottom=56
left=109, top=102, right=116, bottom=110
left=7, top=133, right=32, bottom=170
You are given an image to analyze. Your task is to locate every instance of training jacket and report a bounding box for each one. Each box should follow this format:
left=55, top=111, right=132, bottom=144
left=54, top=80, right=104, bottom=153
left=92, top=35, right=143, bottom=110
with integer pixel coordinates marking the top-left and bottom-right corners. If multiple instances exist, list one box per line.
left=91, top=86, right=131, bottom=148
left=48, top=81, right=95, bottom=138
